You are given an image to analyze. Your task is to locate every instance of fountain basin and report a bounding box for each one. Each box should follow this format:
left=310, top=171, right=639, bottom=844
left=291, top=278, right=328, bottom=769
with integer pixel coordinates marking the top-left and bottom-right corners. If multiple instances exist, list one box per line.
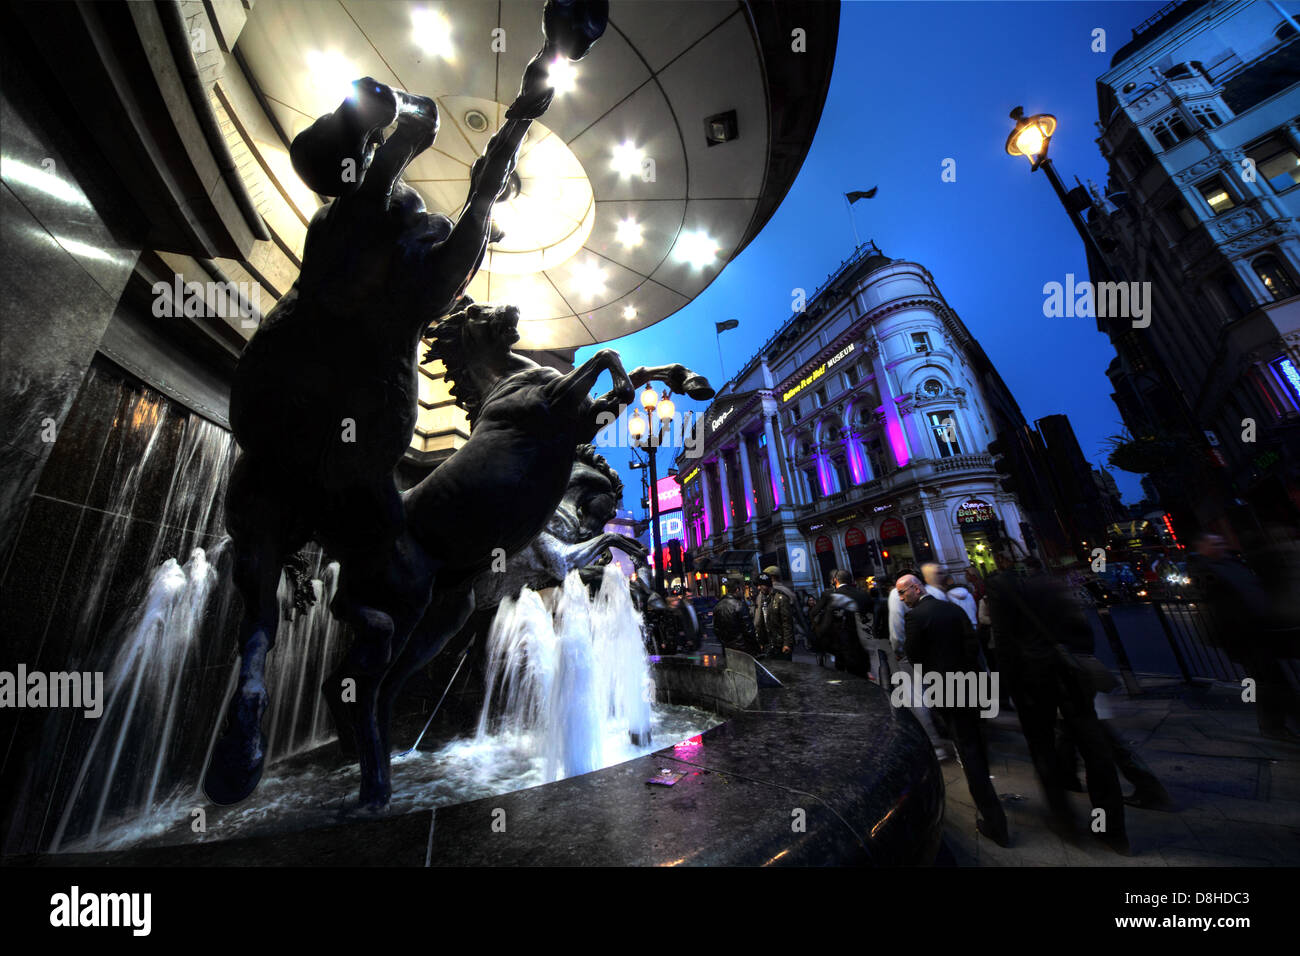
left=14, top=652, right=945, bottom=866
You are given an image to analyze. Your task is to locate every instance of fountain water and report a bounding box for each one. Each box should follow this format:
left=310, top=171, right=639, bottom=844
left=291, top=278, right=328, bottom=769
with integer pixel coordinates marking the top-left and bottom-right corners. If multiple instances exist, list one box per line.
left=478, top=565, right=655, bottom=781
left=44, top=401, right=347, bottom=852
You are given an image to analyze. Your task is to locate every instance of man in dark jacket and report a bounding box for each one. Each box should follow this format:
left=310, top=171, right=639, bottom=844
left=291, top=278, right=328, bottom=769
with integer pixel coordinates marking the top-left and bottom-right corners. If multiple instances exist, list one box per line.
left=754, top=573, right=794, bottom=660
left=984, top=562, right=1129, bottom=853
left=812, top=569, right=873, bottom=678
left=897, top=571, right=1010, bottom=847
left=765, top=565, right=811, bottom=650
left=712, top=575, right=760, bottom=656
left=1188, top=532, right=1299, bottom=740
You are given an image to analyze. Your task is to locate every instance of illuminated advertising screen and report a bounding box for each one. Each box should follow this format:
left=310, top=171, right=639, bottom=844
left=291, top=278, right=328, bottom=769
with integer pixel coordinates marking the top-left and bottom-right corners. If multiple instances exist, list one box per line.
left=655, top=476, right=682, bottom=512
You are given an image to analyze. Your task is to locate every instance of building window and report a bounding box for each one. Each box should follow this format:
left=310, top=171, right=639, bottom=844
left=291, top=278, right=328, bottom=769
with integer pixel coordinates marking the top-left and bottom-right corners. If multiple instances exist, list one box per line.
left=911, top=331, right=931, bottom=353
left=814, top=386, right=827, bottom=408
left=1189, top=104, right=1223, bottom=129
left=1121, top=137, right=1155, bottom=178
left=788, top=405, right=799, bottom=426
left=1253, top=253, right=1299, bottom=301
left=864, top=436, right=888, bottom=476
left=1151, top=113, right=1192, bottom=150
left=834, top=459, right=851, bottom=492
left=843, top=363, right=859, bottom=389
left=803, top=468, right=820, bottom=501
left=1276, top=21, right=1298, bottom=42
left=928, top=410, right=961, bottom=457
left=923, top=378, right=944, bottom=396
left=1162, top=196, right=1198, bottom=236
left=1196, top=177, right=1236, bottom=215
left=1246, top=136, right=1300, bottom=193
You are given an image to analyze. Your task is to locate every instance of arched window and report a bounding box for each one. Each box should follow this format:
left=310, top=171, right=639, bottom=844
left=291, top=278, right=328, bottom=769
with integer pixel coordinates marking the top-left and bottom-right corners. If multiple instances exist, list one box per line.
left=1276, top=21, right=1297, bottom=42
left=1253, top=254, right=1299, bottom=301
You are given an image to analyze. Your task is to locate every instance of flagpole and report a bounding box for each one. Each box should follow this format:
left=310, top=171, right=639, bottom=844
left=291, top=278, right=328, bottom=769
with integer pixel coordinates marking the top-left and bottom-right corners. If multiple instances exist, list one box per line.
left=715, top=328, right=727, bottom=382
left=843, top=194, right=861, bottom=248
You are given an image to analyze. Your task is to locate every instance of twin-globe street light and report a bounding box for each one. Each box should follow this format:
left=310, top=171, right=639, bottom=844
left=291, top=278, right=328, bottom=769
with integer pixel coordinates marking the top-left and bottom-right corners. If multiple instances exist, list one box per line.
left=628, top=385, right=675, bottom=595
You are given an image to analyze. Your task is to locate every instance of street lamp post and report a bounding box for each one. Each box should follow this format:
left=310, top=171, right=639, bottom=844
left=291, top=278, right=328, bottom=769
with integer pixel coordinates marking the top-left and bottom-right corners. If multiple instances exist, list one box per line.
left=1004, top=103, right=1238, bottom=540
left=1005, top=106, right=1115, bottom=281
left=629, top=386, right=676, bottom=595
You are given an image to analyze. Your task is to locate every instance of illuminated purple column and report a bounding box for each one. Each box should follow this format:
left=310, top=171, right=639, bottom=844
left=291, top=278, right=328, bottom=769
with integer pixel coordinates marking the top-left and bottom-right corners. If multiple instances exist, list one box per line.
left=699, top=465, right=715, bottom=541
left=716, top=453, right=732, bottom=530
left=869, top=345, right=912, bottom=467
left=763, top=416, right=784, bottom=508
left=737, top=433, right=756, bottom=520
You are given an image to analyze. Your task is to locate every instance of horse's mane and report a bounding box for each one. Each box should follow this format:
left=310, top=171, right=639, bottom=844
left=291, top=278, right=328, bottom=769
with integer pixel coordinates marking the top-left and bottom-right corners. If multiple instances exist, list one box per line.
left=421, top=301, right=520, bottom=419
left=573, top=443, right=623, bottom=501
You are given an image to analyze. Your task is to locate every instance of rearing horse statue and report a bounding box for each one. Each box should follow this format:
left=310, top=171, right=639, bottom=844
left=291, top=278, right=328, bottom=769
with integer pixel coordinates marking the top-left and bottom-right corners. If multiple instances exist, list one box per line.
left=205, top=0, right=713, bottom=811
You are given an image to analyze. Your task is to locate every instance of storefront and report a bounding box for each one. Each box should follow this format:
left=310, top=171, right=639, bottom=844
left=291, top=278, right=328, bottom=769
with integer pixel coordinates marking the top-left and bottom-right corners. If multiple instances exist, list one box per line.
left=878, top=516, right=911, bottom=576
left=813, top=534, right=836, bottom=586
left=844, top=525, right=873, bottom=580
left=955, top=497, right=1000, bottom=574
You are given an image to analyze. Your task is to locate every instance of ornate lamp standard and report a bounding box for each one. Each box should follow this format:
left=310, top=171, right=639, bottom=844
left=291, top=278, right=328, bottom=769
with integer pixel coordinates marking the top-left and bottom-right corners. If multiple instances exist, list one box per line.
left=628, top=385, right=675, bottom=594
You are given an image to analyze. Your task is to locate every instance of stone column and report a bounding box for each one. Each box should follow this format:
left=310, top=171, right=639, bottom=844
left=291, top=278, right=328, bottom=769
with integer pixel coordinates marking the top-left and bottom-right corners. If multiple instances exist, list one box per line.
left=700, top=464, right=717, bottom=542
left=868, top=344, right=913, bottom=467
left=716, top=451, right=732, bottom=531
left=762, top=414, right=787, bottom=509
left=737, top=432, right=756, bottom=521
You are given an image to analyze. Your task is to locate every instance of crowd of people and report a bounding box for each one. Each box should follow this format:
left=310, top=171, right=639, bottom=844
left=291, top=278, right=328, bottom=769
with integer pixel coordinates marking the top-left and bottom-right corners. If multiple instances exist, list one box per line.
left=694, top=545, right=1296, bottom=856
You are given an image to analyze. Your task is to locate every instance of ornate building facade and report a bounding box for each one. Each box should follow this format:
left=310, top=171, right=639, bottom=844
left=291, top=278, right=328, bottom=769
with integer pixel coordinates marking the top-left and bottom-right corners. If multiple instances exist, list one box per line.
left=1085, top=0, right=1300, bottom=529
left=676, top=243, right=1040, bottom=594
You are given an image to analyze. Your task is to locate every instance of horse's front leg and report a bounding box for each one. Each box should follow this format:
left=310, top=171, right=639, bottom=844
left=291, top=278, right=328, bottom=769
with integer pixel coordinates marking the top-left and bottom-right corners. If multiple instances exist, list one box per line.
left=627, top=364, right=715, bottom=400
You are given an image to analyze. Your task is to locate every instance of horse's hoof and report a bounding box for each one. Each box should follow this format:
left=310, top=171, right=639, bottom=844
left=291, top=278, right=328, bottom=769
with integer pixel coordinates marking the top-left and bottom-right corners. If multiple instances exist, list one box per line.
left=203, top=686, right=268, bottom=805
left=203, top=729, right=267, bottom=806
left=682, top=374, right=715, bottom=400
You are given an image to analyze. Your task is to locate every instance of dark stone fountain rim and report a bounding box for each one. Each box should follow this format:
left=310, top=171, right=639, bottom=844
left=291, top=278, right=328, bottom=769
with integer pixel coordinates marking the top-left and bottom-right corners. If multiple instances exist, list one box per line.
left=9, top=653, right=945, bottom=867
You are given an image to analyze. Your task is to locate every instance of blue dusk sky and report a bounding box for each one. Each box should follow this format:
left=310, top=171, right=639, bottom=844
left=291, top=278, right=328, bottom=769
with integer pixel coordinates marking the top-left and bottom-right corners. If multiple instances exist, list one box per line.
left=576, top=0, right=1170, bottom=512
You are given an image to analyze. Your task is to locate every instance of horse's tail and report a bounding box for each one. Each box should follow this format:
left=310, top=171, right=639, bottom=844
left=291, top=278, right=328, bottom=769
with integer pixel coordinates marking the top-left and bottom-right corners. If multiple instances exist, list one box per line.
left=282, top=551, right=318, bottom=619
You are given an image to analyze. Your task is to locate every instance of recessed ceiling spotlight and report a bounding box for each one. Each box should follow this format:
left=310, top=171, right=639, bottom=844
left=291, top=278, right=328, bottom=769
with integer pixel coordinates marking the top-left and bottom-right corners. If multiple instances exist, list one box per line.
left=570, top=258, right=607, bottom=298
left=610, top=140, right=645, bottom=178
left=622, top=303, right=638, bottom=321
left=306, top=51, right=360, bottom=108
left=464, top=109, right=489, bottom=132
left=547, top=57, right=577, bottom=94
left=673, top=229, right=719, bottom=268
left=703, top=110, right=738, bottom=147
left=411, top=8, right=454, bottom=59
left=614, top=217, right=643, bottom=247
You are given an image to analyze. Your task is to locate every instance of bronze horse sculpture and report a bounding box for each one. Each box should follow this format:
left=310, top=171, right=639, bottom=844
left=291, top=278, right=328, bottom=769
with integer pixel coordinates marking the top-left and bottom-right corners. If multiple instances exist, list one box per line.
left=205, top=0, right=713, bottom=810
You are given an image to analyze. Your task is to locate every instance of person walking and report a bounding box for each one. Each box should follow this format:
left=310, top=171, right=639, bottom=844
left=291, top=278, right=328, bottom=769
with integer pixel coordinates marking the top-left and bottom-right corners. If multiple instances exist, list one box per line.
left=712, top=575, right=760, bottom=656
left=985, top=561, right=1131, bottom=854
left=764, top=565, right=812, bottom=651
left=1189, top=533, right=1300, bottom=742
left=896, top=571, right=1011, bottom=847
left=890, top=568, right=955, bottom=761
left=754, top=573, right=794, bottom=661
left=811, top=569, right=881, bottom=680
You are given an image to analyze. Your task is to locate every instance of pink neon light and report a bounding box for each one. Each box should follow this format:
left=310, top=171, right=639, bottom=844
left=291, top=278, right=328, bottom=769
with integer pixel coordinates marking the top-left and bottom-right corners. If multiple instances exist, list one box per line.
left=886, top=419, right=910, bottom=467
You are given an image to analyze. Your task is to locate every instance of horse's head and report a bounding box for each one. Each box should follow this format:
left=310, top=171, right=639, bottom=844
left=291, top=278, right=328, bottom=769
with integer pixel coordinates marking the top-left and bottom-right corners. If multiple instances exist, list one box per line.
left=422, top=301, right=523, bottom=419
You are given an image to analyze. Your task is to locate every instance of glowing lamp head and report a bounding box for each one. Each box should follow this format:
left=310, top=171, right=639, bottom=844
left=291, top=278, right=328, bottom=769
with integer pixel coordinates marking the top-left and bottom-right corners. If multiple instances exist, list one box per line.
left=628, top=410, right=647, bottom=438
left=640, top=385, right=658, bottom=411
left=656, top=392, right=675, bottom=421
left=1006, top=106, right=1057, bottom=170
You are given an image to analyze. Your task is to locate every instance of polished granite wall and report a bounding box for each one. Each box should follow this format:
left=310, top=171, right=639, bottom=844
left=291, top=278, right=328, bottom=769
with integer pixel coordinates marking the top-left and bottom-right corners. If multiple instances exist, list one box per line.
left=0, top=54, right=145, bottom=562
left=0, top=359, right=243, bottom=853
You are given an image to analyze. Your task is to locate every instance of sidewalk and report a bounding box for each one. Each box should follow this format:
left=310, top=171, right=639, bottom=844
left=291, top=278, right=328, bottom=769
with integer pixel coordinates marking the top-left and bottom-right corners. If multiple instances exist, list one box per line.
left=935, top=678, right=1300, bottom=866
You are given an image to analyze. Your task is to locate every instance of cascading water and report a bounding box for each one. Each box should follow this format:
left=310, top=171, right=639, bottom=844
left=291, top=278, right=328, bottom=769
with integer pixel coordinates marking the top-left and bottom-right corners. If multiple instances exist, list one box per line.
left=477, top=564, right=655, bottom=781
left=45, top=403, right=348, bottom=852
